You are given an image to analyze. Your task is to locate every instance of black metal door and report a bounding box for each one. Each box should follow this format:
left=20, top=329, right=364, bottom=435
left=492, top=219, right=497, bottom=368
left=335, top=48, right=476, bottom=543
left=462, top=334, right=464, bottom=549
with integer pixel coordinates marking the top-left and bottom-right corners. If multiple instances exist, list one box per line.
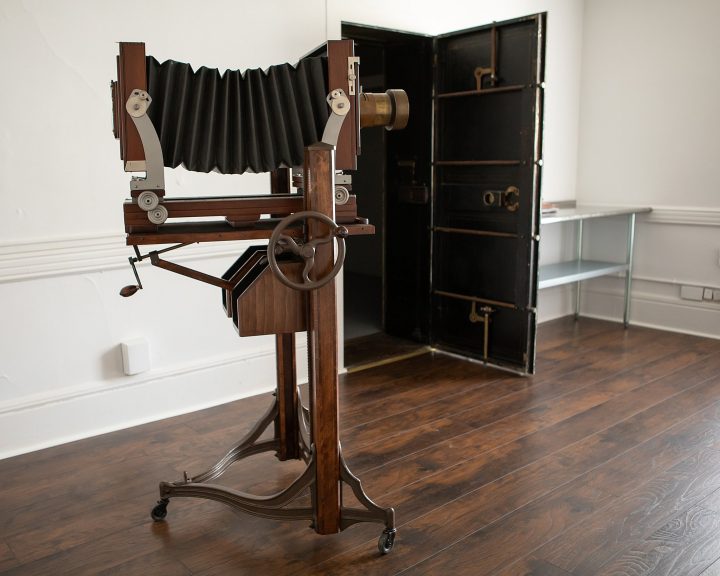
left=431, top=14, right=545, bottom=373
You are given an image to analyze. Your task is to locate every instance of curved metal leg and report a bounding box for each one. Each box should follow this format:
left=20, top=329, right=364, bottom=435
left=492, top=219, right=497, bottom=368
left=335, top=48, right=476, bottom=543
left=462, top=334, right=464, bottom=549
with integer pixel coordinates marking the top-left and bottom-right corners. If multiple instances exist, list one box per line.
left=188, top=397, right=280, bottom=484
left=338, top=450, right=397, bottom=554
left=338, top=451, right=395, bottom=531
left=160, top=453, right=317, bottom=523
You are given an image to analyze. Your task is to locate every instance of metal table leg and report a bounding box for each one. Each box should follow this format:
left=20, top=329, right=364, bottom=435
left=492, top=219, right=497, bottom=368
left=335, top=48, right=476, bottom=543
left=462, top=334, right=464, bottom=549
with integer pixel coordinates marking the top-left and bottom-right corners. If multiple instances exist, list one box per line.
left=624, top=212, right=637, bottom=328
left=575, top=219, right=584, bottom=320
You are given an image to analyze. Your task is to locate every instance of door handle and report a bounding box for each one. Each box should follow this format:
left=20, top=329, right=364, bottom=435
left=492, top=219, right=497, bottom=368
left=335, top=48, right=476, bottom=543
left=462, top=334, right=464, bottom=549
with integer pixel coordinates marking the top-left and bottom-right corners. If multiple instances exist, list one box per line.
left=469, top=302, right=494, bottom=360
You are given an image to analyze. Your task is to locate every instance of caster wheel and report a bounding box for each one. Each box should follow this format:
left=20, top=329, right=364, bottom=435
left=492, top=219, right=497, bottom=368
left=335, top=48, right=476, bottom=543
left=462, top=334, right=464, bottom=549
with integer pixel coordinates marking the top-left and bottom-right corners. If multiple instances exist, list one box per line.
left=150, top=498, right=169, bottom=521
left=378, top=528, right=396, bottom=554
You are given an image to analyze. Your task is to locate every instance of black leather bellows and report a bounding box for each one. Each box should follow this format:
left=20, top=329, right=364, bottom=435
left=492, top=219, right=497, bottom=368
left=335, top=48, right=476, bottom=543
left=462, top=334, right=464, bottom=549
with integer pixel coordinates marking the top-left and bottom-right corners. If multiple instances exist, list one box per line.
left=146, top=56, right=329, bottom=174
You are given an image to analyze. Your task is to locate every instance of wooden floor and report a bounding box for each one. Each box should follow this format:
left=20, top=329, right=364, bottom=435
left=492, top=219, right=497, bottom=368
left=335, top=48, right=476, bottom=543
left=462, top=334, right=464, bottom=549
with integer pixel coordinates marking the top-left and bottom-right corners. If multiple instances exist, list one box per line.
left=344, top=332, right=428, bottom=370
left=3, top=317, right=720, bottom=575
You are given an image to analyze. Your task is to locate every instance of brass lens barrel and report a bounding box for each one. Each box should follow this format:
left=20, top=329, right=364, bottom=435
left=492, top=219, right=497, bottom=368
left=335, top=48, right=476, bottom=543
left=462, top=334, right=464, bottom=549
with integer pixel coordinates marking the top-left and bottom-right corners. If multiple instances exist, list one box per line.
left=359, top=89, right=409, bottom=131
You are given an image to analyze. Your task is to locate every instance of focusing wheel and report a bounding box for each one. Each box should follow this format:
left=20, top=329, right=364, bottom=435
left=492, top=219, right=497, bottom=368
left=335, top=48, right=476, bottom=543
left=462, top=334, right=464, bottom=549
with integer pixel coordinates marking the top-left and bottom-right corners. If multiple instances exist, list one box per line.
left=268, top=211, right=348, bottom=291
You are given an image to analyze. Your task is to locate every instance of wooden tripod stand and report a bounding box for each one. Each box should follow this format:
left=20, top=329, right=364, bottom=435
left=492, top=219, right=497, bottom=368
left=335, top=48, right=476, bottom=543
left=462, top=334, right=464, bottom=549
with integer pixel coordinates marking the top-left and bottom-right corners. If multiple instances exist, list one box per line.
left=147, top=143, right=397, bottom=554
left=112, top=40, right=404, bottom=554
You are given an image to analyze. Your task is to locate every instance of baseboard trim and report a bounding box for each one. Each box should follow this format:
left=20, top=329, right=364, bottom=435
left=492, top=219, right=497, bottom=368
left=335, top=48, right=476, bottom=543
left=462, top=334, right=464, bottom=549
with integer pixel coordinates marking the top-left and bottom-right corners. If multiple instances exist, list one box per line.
left=538, top=277, right=720, bottom=339
left=0, top=348, right=271, bottom=416
left=579, top=280, right=720, bottom=340
left=577, top=310, right=720, bottom=340
left=0, top=344, right=308, bottom=460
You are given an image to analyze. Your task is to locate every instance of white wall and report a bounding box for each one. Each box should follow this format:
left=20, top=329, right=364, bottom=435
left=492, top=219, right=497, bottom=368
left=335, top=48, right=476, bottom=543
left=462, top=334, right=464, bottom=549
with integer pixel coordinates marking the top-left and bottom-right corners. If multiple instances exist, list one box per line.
left=0, top=0, right=326, bottom=459
left=0, top=0, right=586, bottom=458
left=0, top=0, right=329, bottom=241
left=577, top=0, right=719, bottom=210
left=570, top=0, right=720, bottom=336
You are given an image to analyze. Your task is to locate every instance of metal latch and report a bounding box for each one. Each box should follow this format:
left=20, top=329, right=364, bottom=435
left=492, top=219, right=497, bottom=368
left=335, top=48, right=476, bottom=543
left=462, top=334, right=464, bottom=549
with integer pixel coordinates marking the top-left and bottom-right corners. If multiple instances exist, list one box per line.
left=347, top=56, right=360, bottom=95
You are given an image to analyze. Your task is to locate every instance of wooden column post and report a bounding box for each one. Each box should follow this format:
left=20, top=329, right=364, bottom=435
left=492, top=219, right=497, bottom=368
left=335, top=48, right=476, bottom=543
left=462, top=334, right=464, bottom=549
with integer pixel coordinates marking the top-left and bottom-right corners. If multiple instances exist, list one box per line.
left=270, top=169, right=300, bottom=462
left=304, top=142, right=341, bottom=534
left=274, top=333, right=299, bottom=461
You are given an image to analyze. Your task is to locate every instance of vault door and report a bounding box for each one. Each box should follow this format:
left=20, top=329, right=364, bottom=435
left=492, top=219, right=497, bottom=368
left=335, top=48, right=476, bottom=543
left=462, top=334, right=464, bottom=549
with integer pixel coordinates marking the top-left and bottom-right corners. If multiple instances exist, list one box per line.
left=431, top=14, right=545, bottom=373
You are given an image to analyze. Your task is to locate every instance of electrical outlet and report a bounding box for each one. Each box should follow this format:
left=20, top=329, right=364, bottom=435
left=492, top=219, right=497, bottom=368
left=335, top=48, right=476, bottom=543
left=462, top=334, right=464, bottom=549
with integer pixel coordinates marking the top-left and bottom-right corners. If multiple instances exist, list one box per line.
left=680, top=285, right=704, bottom=301
left=121, top=337, right=151, bottom=375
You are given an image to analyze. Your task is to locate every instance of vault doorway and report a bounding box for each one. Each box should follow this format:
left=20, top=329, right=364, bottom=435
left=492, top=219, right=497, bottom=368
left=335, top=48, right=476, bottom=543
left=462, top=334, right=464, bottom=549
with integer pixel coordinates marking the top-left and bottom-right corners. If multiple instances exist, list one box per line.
left=342, top=15, right=545, bottom=374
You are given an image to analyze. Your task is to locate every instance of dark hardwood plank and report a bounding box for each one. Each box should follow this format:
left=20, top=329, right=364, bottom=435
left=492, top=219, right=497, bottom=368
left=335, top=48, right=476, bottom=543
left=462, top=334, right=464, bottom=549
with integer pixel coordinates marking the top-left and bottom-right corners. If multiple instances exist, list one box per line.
left=533, top=317, right=617, bottom=352
left=0, top=541, right=17, bottom=573
left=397, top=377, right=720, bottom=576
left=344, top=333, right=427, bottom=368
left=300, top=367, right=720, bottom=575
left=1, top=319, right=720, bottom=576
left=0, top=403, right=304, bottom=569
left=342, top=328, right=715, bottom=455
left=400, top=400, right=720, bottom=574
left=504, top=451, right=720, bottom=575
left=529, top=451, right=720, bottom=574
left=340, top=354, right=498, bottom=428
left=497, top=556, right=574, bottom=576
left=352, top=344, right=720, bottom=498
left=593, top=503, right=720, bottom=576
left=95, top=551, right=193, bottom=576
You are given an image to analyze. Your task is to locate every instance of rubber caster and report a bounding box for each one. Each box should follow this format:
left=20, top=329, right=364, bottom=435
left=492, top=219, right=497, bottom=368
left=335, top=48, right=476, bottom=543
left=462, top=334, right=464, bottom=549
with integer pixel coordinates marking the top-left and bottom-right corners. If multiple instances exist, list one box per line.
left=378, top=528, right=396, bottom=554
left=150, top=498, right=169, bottom=521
